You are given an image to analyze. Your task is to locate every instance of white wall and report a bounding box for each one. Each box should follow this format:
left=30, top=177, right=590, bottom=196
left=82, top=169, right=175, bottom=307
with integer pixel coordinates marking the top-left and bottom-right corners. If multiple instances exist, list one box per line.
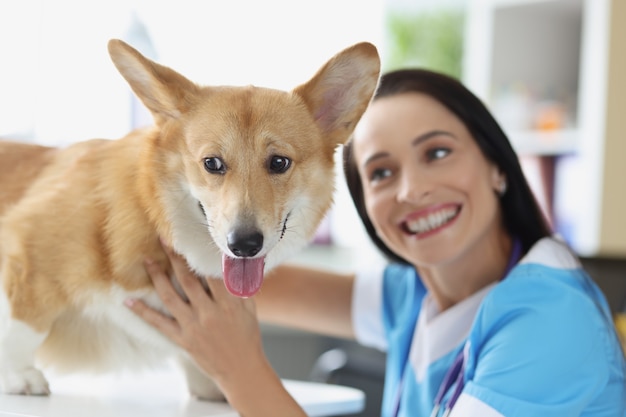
left=0, top=0, right=385, bottom=146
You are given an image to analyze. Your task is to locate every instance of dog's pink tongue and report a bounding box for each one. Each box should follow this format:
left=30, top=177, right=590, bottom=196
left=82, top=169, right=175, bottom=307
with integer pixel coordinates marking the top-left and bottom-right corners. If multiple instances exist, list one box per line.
left=222, top=254, right=265, bottom=298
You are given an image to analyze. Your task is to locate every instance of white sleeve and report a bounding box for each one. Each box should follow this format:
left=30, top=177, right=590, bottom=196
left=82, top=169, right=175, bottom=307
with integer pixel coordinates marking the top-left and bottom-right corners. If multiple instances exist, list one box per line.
left=351, top=260, right=388, bottom=351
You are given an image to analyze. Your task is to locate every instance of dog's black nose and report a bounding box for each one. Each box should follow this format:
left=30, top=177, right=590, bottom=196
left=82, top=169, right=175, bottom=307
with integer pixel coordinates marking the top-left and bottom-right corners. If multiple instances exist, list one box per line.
left=227, top=230, right=263, bottom=257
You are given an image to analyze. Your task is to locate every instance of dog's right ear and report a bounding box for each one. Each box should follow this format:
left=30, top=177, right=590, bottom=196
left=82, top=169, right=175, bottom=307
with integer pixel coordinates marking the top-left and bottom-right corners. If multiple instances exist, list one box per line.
left=293, top=42, right=381, bottom=148
left=107, top=39, right=199, bottom=124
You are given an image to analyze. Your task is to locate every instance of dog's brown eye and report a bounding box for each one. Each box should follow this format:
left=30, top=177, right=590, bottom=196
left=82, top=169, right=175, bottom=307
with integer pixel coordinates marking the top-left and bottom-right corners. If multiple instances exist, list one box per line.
left=268, top=155, right=291, bottom=174
left=203, top=157, right=226, bottom=174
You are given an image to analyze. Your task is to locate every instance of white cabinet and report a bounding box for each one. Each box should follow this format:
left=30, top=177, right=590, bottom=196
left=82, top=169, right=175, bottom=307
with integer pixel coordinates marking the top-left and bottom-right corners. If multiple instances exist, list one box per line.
left=463, top=0, right=626, bottom=257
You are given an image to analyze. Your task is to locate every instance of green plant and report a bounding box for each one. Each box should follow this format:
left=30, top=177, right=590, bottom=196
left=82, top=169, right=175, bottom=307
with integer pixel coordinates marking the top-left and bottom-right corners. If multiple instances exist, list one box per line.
left=385, top=8, right=465, bottom=80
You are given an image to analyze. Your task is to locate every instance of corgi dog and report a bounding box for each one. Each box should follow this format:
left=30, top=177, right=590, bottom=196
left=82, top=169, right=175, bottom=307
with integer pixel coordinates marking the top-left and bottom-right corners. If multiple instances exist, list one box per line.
left=0, top=39, right=380, bottom=399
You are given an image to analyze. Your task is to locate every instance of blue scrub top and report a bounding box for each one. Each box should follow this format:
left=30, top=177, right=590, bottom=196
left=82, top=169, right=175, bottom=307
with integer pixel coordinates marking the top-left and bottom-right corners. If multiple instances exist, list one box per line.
left=352, top=237, right=626, bottom=417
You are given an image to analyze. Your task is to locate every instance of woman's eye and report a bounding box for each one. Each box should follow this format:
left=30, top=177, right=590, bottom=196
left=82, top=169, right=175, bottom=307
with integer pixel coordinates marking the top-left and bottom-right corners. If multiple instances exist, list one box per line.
left=370, top=167, right=392, bottom=183
left=426, top=147, right=451, bottom=161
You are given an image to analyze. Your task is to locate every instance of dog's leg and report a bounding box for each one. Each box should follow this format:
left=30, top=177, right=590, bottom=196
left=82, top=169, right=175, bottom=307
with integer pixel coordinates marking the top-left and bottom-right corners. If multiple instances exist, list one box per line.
left=0, top=316, right=49, bottom=395
left=178, top=355, right=225, bottom=401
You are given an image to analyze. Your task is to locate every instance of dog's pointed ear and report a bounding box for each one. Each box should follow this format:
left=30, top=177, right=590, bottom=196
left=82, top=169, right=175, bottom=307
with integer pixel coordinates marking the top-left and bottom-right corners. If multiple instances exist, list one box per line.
left=108, top=39, right=199, bottom=124
left=293, top=42, right=380, bottom=147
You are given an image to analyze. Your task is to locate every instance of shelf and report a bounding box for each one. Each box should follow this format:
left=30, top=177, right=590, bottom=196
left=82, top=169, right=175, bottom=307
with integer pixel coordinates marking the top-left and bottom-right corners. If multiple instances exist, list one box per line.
left=490, top=0, right=581, bottom=10
left=507, top=128, right=578, bottom=156
left=463, top=0, right=626, bottom=256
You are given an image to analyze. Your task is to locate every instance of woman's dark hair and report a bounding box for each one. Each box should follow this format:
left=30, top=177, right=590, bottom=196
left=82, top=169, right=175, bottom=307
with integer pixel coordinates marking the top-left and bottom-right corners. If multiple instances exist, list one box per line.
left=343, top=69, right=552, bottom=264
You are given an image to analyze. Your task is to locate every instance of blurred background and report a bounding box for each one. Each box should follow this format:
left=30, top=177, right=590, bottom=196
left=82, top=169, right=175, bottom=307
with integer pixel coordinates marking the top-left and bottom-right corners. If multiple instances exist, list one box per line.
left=1, top=0, right=624, bottom=415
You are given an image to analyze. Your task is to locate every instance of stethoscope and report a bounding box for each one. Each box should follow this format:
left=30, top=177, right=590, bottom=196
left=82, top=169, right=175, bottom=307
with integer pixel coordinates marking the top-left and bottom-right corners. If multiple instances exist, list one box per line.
left=429, top=343, right=469, bottom=417
left=392, top=238, right=523, bottom=417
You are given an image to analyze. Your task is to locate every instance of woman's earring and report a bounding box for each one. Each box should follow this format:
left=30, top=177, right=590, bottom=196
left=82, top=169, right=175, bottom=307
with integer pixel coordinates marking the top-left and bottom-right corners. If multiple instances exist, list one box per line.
left=497, top=178, right=507, bottom=197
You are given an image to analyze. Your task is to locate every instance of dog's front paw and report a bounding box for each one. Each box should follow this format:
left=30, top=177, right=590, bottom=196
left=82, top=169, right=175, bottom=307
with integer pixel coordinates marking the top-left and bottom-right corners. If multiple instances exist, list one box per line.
left=179, top=357, right=226, bottom=402
left=0, top=367, right=50, bottom=395
left=189, top=382, right=226, bottom=402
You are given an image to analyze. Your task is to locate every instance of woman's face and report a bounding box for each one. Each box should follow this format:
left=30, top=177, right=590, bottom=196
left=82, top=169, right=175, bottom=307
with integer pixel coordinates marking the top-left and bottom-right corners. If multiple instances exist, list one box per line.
left=352, top=93, right=506, bottom=267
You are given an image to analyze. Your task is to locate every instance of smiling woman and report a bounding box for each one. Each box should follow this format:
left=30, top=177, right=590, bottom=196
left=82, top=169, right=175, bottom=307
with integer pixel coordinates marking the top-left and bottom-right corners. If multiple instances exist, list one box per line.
left=344, top=69, right=549, bottom=266
left=350, top=92, right=509, bottom=276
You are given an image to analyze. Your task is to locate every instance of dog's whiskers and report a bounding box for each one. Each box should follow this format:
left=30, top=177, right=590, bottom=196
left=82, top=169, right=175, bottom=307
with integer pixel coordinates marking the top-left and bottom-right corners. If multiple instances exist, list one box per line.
left=279, top=213, right=290, bottom=240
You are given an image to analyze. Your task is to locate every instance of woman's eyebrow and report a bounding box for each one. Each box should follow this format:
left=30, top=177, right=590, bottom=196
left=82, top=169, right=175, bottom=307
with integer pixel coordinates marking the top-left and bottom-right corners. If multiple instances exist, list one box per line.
left=362, top=151, right=390, bottom=168
left=412, top=130, right=457, bottom=146
left=362, top=130, right=457, bottom=168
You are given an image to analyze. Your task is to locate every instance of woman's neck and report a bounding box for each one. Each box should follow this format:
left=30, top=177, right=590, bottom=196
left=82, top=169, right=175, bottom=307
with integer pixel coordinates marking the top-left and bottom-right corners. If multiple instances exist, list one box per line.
left=416, top=233, right=514, bottom=312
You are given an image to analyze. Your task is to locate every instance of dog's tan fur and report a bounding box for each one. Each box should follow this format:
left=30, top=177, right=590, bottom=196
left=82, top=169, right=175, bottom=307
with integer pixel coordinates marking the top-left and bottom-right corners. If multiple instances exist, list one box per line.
left=0, top=39, right=379, bottom=397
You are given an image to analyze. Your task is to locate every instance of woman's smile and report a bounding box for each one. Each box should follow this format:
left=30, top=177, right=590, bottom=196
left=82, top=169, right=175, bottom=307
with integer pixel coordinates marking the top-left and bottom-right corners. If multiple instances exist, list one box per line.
left=400, top=204, right=461, bottom=238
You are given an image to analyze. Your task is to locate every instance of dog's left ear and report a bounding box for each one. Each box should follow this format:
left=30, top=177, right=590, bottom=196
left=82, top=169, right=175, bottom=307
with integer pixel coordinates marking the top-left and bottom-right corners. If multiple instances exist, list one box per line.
left=293, top=42, right=381, bottom=146
left=107, top=39, right=199, bottom=124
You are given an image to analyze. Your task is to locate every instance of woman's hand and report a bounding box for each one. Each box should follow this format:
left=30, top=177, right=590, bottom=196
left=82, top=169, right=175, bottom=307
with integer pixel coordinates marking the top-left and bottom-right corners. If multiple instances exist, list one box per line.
left=125, top=242, right=306, bottom=417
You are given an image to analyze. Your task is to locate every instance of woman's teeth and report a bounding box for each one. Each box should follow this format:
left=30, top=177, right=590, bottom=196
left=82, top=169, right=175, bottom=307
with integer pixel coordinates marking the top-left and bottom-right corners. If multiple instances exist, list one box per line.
left=405, top=207, right=459, bottom=234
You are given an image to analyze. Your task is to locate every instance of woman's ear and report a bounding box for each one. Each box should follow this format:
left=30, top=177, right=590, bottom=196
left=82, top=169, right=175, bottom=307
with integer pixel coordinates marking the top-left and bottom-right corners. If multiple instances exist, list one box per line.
left=491, top=167, right=507, bottom=197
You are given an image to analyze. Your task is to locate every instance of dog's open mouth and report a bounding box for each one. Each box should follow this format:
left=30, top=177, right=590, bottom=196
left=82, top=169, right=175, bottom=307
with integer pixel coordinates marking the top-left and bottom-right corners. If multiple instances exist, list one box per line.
left=221, top=254, right=265, bottom=298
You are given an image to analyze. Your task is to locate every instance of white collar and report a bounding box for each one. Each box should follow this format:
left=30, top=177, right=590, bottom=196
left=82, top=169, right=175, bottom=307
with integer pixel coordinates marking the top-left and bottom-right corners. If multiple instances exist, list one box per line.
left=411, top=283, right=496, bottom=381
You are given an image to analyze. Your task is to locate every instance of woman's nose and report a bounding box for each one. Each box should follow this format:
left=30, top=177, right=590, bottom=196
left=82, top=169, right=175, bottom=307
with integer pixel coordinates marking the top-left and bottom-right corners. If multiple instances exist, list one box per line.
left=396, top=168, right=429, bottom=203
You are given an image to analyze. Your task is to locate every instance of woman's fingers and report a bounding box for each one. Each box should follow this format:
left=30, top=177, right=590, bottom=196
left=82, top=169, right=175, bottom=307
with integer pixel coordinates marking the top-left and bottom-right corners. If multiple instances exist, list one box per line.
left=125, top=297, right=182, bottom=342
left=160, top=240, right=213, bottom=307
left=143, top=257, right=196, bottom=322
left=205, top=274, right=257, bottom=314
left=126, top=239, right=267, bottom=394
